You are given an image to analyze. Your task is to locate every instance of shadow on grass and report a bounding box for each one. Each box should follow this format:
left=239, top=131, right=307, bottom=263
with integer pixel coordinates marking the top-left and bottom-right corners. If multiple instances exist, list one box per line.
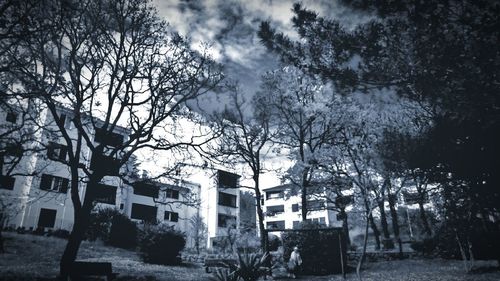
left=470, top=265, right=500, bottom=274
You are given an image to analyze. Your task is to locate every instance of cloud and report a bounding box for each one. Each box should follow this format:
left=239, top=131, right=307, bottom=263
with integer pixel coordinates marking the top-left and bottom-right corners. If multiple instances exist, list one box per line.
left=152, top=0, right=365, bottom=114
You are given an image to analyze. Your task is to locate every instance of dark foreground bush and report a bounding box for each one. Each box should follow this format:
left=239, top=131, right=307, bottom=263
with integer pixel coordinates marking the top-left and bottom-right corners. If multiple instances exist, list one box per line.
left=108, top=213, right=138, bottom=249
left=433, top=220, right=500, bottom=261
left=410, top=238, right=437, bottom=256
left=86, top=208, right=138, bottom=249
left=281, top=222, right=347, bottom=275
left=139, top=224, right=186, bottom=265
left=86, top=208, right=117, bottom=241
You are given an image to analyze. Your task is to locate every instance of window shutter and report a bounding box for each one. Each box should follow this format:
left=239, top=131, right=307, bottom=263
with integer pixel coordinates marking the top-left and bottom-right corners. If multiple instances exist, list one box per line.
left=60, top=178, right=69, bottom=193
left=173, top=190, right=179, bottom=199
left=47, top=143, right=55, bottom=160
left=60, top=146, right=68, bottom=161
left=171, top=212, right=179, bottom=222
left=40, top=174, right=52, bottom=190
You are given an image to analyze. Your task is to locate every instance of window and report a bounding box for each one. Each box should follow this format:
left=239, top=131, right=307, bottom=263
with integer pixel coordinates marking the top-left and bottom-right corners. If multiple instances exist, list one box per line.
left=94, top=128, right=124, bottom=147
left=292, top=204, right=300, bottom=212
left=164, top=211, right=179, bottom=222
left=6, top=112, right=17, bottom=123
left=306, top=217, right=327, bottom=225
left=40, top=174, right=69, bottom=193
left=133, top=182, right=159, bottom=198
left=0, top=175, right=15, bottom=190
left=3, top=143, right=23, bottom=157
left=38, top=208, right=57, bottom=228
left=165, top=188, right=179, bottom=199
left=90, top=149, right=120, bottom=176
left=47, top=142, right=68, bottom=162
left=266, top=220, right=285, bottom=230
left=266, top=191, right=283, bottom=200
left=218, top=213, right=236, bottom=227
left=335, top=195, right=353, bottom=207
left=90, top=183, right=117, bottom=205
left=307, top=200, right=324, bottom=211
left=266, top=205, right=284, bottom=216
left=131, top=203, right=157, bottom=222
left=292, top=221, right=300, bottom=229
left=218, top=170, right=239, bottom=188
left=59, top=114, right=72, bottom=129
left=218, top=192, right=237, bottom=208
left=260, top=198, right=264, bottom=206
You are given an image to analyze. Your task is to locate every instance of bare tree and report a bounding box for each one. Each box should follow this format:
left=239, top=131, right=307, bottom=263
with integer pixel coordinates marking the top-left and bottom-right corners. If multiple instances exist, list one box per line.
left=4, top=0, right=222, bottom=278
left=206, top=84, right=274, bottom=251
left=259, top=66, right=338, bottom=221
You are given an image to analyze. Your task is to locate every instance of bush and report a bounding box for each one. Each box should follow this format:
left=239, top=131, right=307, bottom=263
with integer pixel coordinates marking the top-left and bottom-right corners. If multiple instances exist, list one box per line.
left=433, top=220, right=500, bottom=261
left=86, top=208, right=117, bottom=241
left=85, top=208, right=138, bottom=249
left=410, top=238, right=436, bottom=256
left=267, top=234, right=281, bottom=252
left=281, top=221, right=346, bottom=275
left=52, top=229, right=71, bottom=239
left=139, top=224, right=186, bottom=265
left=108, top=213, right=138, bottom=249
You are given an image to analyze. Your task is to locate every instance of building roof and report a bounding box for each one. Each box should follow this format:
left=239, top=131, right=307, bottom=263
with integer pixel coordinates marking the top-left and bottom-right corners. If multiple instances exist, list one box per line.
left=262, top=184, right=294, bottom=192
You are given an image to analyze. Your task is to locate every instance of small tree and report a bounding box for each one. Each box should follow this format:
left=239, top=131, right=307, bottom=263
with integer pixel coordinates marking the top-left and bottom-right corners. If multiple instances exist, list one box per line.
left=189, top=210, right=207, bottom=254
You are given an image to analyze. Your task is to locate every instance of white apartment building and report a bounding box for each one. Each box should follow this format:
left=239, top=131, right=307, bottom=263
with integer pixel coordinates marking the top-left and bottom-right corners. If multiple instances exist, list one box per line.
left=0, top=103, right=240, bottom=249
left=261, top=184, right=343, bottom=232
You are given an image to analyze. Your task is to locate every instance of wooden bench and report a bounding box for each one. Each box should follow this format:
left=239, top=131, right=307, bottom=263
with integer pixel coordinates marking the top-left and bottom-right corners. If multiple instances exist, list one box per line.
left=69, top=261, right=118, bottom=281
left=204, top=258, right=238, bottom=273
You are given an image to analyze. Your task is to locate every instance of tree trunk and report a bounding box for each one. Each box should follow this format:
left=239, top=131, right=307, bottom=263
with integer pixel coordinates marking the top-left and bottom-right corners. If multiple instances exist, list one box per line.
left=378, top=200, right=393, bottom=249
left=301, top=166, right=310, bottom=221
left=388, top=194, right=402, bottom=255
left=0, top=229, right=4, bottom=254
left=356, top=212, right=370, bottom=281
left=59, top=174, right=100, bottom=280
left=416, top=185, right=432, bottom=236
left=59, top=202, right=93, bottom=279
left=368, top=212, right=381, bottom=250
left=340, top=208, right=351, bottom=246
left=254, top=174, right=267, bottom=252
left=418, top=196, right=432, bottom=237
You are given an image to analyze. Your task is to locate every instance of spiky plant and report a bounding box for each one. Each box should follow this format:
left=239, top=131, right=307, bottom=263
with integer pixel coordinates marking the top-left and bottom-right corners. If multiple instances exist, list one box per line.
left=233, top=252, right=269, bottom=281
left=212, top=268, right=240, bottom=281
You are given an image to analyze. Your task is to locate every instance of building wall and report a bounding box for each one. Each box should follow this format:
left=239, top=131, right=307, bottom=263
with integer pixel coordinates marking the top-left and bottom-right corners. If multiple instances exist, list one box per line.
left=1, top=104, right=241, bottom=249
left=261, top=185, right=342, bottom=236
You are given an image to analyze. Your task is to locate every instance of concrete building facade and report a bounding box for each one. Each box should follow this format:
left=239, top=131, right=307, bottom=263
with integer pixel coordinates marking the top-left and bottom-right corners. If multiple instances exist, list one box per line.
left=0, top=104, right=240, bottom=249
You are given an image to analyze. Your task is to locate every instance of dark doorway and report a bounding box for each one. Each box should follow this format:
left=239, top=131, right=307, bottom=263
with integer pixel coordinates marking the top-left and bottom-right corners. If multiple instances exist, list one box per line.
left=38, top=208, right=57, bottom=228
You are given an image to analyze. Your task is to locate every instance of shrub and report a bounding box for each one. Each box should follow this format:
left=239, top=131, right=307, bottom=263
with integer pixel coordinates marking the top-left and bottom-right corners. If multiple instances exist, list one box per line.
left=410, top=238, right=437, bottom=256
left=52, top=229, right=71, bottom=239
left=281, top=221, right=346, bottom=275
left=85, top=208, right=138, bottom=249
left=86, top=208, right=117, bottom=241
left=139, top=224, right=186, bottom=265
left=267, top=234, right=281, bottom=252
left=108, top=212, right=138, bottom=249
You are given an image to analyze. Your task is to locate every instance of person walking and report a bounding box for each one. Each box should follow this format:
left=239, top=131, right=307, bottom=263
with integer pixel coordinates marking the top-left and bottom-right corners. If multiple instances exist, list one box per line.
left=288, top=246, right=302, bottom=278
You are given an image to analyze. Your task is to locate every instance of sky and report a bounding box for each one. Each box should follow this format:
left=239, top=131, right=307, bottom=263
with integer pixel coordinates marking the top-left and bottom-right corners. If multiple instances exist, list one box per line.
left=149, top=0, right=368, bottom=188
left=152, top=0, right=365, bottom=113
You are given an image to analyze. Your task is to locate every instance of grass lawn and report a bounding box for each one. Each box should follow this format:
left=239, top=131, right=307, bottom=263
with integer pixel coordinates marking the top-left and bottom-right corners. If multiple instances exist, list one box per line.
left=1, top=232, right=499, bottom=281
left=0, top=232, right=210, bottom=281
